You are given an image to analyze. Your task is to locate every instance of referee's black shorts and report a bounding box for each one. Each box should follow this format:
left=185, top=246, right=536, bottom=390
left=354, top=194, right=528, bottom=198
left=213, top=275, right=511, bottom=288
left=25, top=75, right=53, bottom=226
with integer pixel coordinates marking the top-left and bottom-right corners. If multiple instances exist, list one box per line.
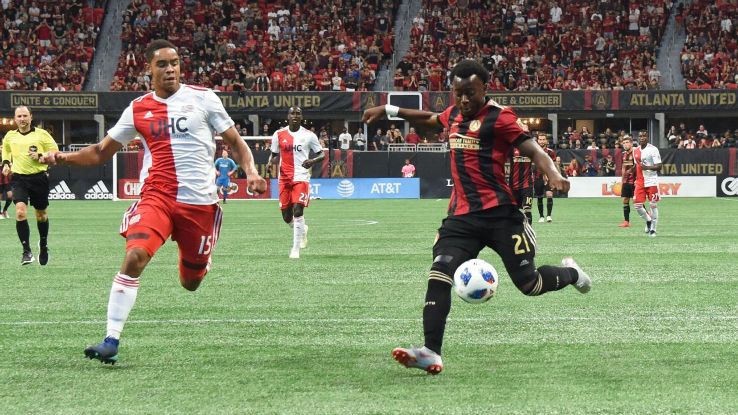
left=433, top=205, right=537, bottom=282
left=12, top=172, right=50, bottom=210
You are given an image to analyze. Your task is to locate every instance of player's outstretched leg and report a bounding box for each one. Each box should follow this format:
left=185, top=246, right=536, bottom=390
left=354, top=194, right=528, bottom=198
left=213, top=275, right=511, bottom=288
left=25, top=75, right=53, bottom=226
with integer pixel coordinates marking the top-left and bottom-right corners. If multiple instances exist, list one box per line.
left=561, top=257, right=592, bottom=293
left=392, top=345, right=443, bottom=375
left=84, top=337, right=120, bottom=365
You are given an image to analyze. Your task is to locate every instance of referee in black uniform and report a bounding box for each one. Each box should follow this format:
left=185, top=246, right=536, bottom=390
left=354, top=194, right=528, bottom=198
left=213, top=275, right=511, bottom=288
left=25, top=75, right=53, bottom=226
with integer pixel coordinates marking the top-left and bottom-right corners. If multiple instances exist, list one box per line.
left=1, top=106, right=59, bottom=265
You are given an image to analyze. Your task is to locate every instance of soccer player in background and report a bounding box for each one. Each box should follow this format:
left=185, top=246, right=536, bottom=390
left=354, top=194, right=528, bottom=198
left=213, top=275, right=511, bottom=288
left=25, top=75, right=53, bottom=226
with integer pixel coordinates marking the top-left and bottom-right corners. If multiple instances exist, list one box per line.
left=509, top=145, right=534, bottom=223
left=633, top=130, right=662, bottom=237
left=533, top=133, right=556, bottom=222
left=214, top=149, right=237, bottom=204
left=401, top=158, right=416, bottom=177
left=41, top=39, right=267, bottom=364
left=267, top=106, right=324, bottom=259
left=362, top=59, right=592, bottom=375
left=2, top=105, right=58, bottom=265
left=619, top=135, right=636, bottom=227
left=0, top=161, right=12, bottom=219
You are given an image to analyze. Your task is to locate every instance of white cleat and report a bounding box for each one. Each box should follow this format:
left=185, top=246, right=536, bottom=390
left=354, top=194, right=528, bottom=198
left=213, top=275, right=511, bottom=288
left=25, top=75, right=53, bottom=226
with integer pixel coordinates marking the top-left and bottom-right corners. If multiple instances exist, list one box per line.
left=648, top=230, right=656, bottom=238
left=562, top=257, right=591, bottom=294
left=392, top=345, right=443, bottom=375
left=300, top=224, right=308, bottom=249
left=538, top=217, right=545, bottom=223
left=546, top=216, right=552, bottom=223
left=289, top=248, right=300, bottom=259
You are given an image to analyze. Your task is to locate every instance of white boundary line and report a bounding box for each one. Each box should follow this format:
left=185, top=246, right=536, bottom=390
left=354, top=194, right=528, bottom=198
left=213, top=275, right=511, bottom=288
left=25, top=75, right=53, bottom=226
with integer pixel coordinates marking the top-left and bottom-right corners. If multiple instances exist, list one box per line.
left=2, top=315, right=738, bottom=326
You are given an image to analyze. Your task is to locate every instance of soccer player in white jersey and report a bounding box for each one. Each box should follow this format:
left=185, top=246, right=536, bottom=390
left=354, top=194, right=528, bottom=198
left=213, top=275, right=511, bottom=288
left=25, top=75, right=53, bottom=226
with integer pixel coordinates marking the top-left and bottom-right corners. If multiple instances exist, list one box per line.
left=267, top=107, right=324, bottom=259
left=633, top=130, right=662, bottom=237
left=40, top=39, right=267, bottom=364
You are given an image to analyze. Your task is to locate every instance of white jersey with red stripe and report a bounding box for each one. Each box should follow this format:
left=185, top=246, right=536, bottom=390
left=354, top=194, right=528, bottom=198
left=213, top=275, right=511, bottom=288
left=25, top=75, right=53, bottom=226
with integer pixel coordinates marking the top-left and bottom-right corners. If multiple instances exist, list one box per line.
left=633, top=143, right=661, bottom=187
left=108, top=85, right=234, bottom=204
left=270, top=126, right=322, bottom=182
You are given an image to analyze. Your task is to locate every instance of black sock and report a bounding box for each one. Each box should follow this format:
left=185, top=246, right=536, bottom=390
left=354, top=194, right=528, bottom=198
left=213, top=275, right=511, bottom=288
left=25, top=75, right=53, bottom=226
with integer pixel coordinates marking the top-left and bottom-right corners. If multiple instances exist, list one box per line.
left=546, top=198, right=553, bottom=216
left=38, top=220, right=49, bottom=247
left=16, top=219, right=31, bottom=252
left=647, top=220, right=652, bottom=230
left=2, top=199, right=10, bottom=212
left=423, top=278, right=452, bottom=355
left=623, top=204, right=630, bottom=221
left=533, top=265, right=577, bottom=294
left=537, top=197, right=544, bottom=217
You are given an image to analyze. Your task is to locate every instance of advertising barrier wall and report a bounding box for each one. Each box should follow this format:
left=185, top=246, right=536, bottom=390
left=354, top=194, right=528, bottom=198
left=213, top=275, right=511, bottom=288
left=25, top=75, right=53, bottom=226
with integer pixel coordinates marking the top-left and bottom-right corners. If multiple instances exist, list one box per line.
left=568, top=176, right=717, bottom=198
left=116, top=178, right=271, bottom=200
left=717, top=176, right=738, bottom=197
left=270, top=178, right=419, bottom=200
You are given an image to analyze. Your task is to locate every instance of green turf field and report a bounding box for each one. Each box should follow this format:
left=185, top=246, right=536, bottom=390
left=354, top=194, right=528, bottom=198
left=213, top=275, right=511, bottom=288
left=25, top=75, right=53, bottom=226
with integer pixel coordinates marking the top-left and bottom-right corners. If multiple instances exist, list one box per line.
left=1, top=198, right=736, bottom=414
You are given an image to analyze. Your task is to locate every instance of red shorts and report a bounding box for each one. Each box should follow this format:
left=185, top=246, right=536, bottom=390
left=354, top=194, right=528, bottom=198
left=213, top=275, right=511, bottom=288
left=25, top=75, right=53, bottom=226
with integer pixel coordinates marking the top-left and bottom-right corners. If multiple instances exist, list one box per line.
left=634, top=185, right=660, bottom=204
left=119, top=194, right=223, bottom=266
left=279, top=181, right=310, bottom=209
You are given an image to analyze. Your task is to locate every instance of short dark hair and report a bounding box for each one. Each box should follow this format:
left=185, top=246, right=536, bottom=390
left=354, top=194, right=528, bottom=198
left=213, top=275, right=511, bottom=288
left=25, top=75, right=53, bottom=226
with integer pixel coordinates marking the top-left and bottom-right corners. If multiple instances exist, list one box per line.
left=449, top=59, right=490, bottom=84
left=145, top=39, right=177, bottom=63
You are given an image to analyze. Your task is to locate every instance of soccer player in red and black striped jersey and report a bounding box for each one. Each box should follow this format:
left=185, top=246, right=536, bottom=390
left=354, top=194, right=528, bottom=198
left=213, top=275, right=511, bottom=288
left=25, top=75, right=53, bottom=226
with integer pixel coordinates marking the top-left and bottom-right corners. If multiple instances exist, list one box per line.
left=509, top=146, right=534, bottom=223
left=619, top=135, right=636, bottom=227
left=363, top=60, right=592, bottom=375
left=533, top=133, right=557, bottom=222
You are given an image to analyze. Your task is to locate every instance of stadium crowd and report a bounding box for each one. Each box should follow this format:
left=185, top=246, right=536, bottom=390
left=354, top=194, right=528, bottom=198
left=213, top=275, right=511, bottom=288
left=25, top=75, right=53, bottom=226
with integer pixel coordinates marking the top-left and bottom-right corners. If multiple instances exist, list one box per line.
left=0, top=0, right=104, bottom=91
left=680, top=0, right=738, bottom=89
left=394, top=0, right=671, bottom=92
left=110, top=0, right=398, bottom=92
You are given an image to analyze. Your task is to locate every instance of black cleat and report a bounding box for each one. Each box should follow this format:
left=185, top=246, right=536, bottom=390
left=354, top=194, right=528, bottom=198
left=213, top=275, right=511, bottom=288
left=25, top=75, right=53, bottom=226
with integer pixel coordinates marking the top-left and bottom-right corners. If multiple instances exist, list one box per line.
left=21, top=250, right=35, bottom=265
left=84, top=337, right=120, bottom=365
left=39, top=245, right=49, bottom=266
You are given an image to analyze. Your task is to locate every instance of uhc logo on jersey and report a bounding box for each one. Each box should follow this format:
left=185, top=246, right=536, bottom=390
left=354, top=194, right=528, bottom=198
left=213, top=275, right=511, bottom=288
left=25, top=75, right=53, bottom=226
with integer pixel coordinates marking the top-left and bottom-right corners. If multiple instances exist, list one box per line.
left=149, top=117, right=188, bottom=138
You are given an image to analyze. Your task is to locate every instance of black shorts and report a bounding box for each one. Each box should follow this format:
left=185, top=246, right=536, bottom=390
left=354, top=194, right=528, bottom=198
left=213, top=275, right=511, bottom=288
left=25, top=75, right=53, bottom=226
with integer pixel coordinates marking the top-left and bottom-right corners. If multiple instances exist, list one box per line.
left=512, top=187, right=533, bottom=210
left=433, top=205, right=537, bottom=281
left=621, top=182, right=635, bottom=198
left=533, top=177, right=550, bottom=197
left=11, top=172, right=50, bottom=210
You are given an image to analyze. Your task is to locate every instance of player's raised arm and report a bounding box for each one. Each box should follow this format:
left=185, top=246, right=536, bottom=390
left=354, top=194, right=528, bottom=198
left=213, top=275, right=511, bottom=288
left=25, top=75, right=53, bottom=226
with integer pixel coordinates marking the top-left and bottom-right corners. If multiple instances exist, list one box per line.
left=519, top=139, right=570, bottom=193
left=362, top=105, right=442, bottom=131
left=221, top=126, right=266, bottom=194
left=42, top=136, right=122, bottom=166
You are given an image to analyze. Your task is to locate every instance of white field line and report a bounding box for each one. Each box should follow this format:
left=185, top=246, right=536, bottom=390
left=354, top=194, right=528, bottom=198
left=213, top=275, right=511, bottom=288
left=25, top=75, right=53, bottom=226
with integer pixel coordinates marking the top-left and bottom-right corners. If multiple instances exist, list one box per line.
left=2, top=315, right=738, bottom=326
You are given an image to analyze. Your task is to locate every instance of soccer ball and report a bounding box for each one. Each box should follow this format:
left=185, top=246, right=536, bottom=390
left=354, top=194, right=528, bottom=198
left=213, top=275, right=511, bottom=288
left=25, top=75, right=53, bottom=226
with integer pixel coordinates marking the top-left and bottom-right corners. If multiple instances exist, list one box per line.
left=453, top=259, right=499, bottom=304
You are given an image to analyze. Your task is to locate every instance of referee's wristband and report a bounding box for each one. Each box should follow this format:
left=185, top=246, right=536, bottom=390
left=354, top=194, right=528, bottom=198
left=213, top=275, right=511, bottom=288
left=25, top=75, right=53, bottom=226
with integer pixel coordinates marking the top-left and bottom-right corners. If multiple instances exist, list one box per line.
left=385, top=104, right=399, bottom=118
left=2, top=160, right=9, bottom=167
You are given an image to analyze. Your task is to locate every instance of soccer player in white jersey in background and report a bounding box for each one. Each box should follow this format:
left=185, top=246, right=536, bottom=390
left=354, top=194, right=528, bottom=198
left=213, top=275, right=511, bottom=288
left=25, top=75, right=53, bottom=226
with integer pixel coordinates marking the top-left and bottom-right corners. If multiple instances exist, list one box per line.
left=267, top=107, right=324, bottom=259
left=41, top=39, right=267, bottom=364
left=633, top=130, right=662, bottom=237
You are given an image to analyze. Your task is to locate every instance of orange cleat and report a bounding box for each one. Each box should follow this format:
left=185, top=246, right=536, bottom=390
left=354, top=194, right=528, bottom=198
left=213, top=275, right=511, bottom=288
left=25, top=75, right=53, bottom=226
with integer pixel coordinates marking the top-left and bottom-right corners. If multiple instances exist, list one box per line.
left=618, top=221, right=630, bottom=227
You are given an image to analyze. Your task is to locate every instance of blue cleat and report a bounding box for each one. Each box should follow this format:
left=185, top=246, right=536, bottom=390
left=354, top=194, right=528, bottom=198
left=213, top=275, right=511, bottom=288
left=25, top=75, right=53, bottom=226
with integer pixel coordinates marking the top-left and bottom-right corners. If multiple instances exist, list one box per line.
left=392, top=345, right=443, bottom=375
left=84, top=337, right=120, bottom=365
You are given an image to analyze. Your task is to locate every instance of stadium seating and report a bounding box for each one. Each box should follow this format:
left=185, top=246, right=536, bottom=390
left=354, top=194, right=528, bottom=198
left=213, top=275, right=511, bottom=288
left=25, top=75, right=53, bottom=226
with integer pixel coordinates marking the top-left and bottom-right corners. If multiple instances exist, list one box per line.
left=397, top=0, right=669, bottom=91
left=680, top=0, right=738, bottom=89
left=0, top=0, right=102, bottom=91
left=111, top=0, right=399, bottom=91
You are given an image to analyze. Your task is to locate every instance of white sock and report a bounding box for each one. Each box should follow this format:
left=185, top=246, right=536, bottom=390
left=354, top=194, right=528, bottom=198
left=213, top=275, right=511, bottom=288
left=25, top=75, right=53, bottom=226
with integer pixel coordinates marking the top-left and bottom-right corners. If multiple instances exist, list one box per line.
left=293, top=216, right=304, bottom=250
left=106, top=272, right=140, bottom=339
left=649, top=205, right=658, bottom=231
left=635, top=204, right=651, bottom=222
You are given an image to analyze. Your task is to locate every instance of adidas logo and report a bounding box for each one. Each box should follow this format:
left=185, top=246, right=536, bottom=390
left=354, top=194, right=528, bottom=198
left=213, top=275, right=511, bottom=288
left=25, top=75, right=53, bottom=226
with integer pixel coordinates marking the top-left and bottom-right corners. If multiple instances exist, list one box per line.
left=49, top=181, right=76, bottom=200
left=144, top=111, right=154, bottom=119
left=84, top=180, right=113, bottom=200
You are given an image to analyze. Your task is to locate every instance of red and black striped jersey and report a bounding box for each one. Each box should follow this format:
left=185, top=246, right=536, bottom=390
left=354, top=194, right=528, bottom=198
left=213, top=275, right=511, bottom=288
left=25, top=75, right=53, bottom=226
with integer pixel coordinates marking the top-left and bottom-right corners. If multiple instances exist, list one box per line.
left=438, top=99, right=530, bottom=216
left=508, top=147, right=533, bottom=190
left=534, top=147, right=556, bottom=179
left=621, top=148, right=635, bottom=184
